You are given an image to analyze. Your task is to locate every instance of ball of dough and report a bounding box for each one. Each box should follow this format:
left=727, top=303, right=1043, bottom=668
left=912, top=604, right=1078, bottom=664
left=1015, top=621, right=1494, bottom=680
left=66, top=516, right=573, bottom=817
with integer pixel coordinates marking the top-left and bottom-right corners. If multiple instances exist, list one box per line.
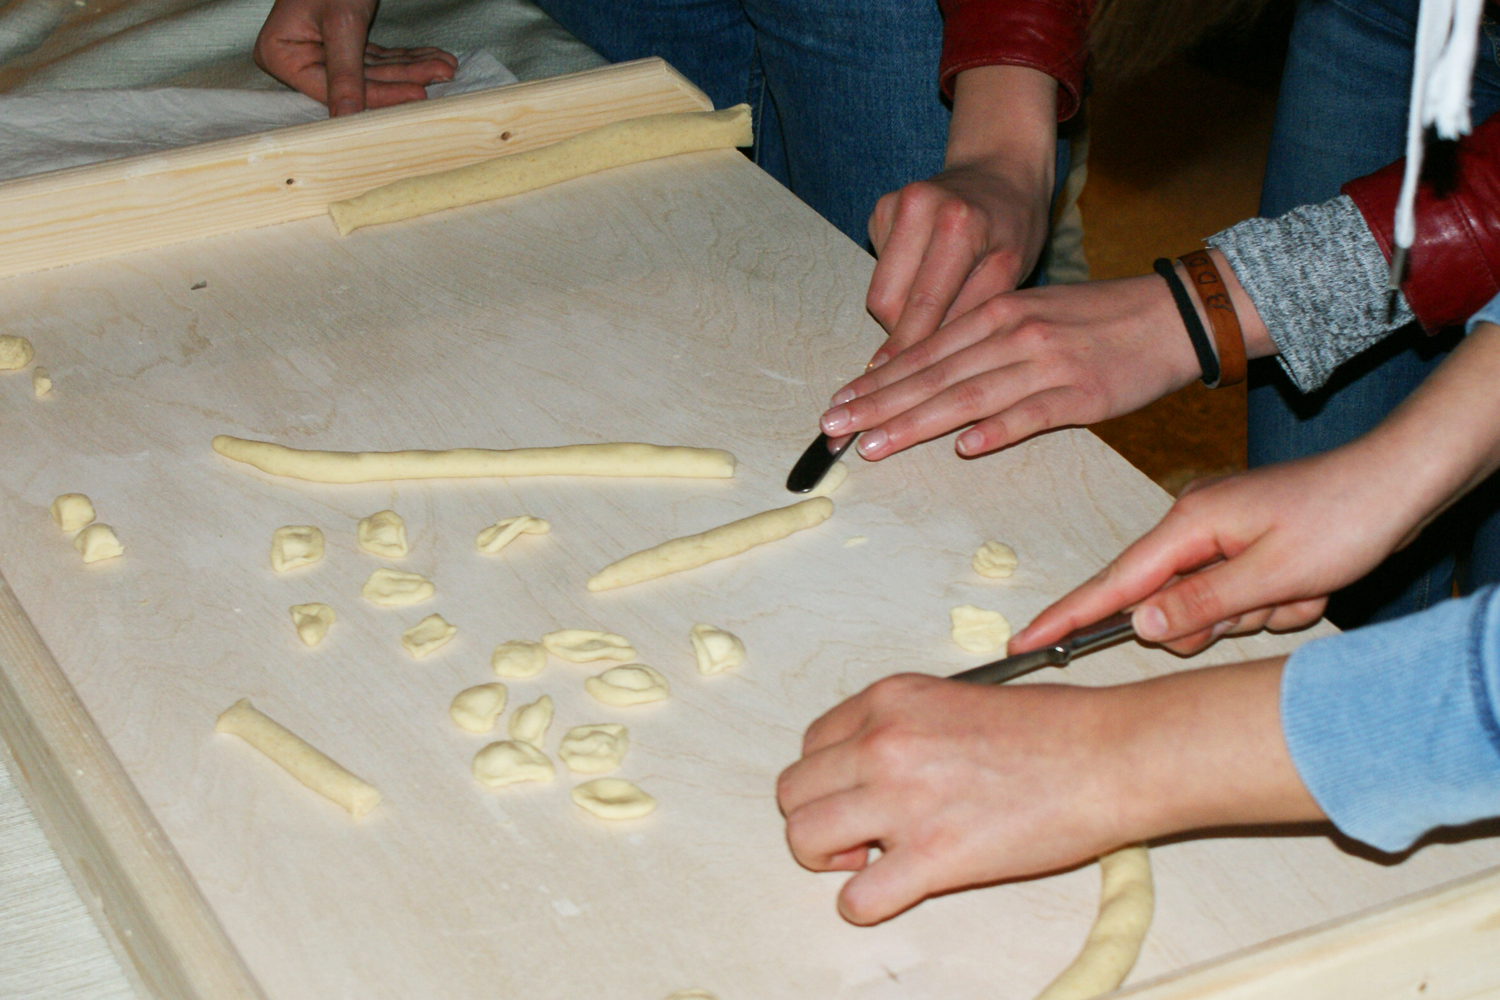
left=475, top=515, right=550, bottom=554
left=50, top=493, right=95, bottom=532
left=508, top=695, right=553, bottom=747
left=401, top=613, right=456, bottom=658
left=491, top=639, right=546, bottom=678
left=472, top=740, right=554, bottom=787
left=289, top=603, right=335, bottom=646
left=585, top=664, right=670, bottom=707
left=270, top=525, right=323, bottom=573
left=973, top=541, right=1018, bottom=579
left=32, top=367, right=51, bottom=397
left=558, top=724, right=628, bottom=774
left=950, top=605, right=1011, bottom=654
left=74, top=523, right=123, bottom=563
left=0, top=335, right=34, bottom=371
left=542, top=629, right=636, bottom=663
left=571, top=778, right=656, bottom=819
left=689, top=624, right=744, bottom=676
left=361, top=568, right=434, bottom=606
left=450, top=683, right=508, bottom=734
left=357, top=510, right=408, bottom=558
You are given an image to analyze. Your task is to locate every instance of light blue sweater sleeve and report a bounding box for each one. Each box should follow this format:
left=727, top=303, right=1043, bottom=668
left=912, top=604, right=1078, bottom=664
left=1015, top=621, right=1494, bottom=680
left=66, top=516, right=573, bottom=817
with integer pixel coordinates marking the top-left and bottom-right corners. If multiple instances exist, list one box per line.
left=1467, top=290, right=1500, bottom=333
left=1281, top=585, right=1500, bottom=853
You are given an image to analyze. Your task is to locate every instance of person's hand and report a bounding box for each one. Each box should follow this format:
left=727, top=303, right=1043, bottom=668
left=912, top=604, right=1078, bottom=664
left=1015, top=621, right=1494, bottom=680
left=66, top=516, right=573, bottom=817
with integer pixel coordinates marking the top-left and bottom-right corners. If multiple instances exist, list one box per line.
left=823, top=273, right=1205, bottom=461
left=254, top=0, right=457, bottom=117
left=777, top=661, right=1317, bottom=925
left=863, top=65, right=1058, bottom=371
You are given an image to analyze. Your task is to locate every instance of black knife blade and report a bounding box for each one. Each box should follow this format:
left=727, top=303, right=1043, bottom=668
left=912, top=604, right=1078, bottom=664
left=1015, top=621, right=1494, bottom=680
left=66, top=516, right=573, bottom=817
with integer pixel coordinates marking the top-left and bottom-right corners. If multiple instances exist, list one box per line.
left=785, top=432, right=858, bottom=493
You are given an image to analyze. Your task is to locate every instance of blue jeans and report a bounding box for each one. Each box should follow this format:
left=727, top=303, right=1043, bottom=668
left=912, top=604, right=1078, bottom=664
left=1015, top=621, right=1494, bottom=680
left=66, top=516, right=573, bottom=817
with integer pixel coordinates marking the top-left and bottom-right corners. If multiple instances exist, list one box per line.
left=1252, top=0, right=1500, bottom=625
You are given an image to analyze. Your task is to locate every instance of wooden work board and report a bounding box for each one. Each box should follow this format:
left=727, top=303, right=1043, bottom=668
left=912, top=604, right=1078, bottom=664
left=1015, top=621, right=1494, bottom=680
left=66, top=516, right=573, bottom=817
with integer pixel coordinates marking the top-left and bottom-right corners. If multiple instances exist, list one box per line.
left=1, top=61, right=1499, bottom=1000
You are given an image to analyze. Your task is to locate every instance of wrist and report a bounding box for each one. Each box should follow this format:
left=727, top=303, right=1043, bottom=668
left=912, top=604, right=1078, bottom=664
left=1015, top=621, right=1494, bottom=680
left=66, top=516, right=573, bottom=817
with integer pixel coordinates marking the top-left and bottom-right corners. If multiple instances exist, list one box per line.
left=1207, top=249, right=1275, bottom=358
left=946, top=65, right=1057, bottom=184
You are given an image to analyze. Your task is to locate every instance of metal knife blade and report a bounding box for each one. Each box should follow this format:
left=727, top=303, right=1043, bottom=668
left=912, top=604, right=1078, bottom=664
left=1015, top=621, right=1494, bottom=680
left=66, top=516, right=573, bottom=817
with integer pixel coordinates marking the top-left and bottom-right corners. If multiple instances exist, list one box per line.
left=950, top=611, right=1136, bottom=686
left=785, top=431, right=858, bottom=493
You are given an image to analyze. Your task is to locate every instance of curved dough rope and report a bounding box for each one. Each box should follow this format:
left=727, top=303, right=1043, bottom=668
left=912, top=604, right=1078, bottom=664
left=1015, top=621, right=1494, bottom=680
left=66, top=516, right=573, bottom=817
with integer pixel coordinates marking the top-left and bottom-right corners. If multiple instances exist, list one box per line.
left=1033, top=846, right=1154, bottom=1000
left=212, top=436, right=736, bottom=482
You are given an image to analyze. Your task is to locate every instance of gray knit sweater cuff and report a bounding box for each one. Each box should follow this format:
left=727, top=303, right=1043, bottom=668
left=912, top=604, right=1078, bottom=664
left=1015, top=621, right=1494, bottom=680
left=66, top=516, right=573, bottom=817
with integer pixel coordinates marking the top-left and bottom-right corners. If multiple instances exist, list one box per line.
left=1205, top=195, right=1416, bottom=393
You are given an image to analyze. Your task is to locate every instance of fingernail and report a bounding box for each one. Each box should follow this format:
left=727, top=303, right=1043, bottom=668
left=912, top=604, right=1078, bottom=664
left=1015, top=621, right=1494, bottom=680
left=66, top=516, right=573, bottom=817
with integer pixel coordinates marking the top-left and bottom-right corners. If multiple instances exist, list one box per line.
left=956, top=430, right=982, bottom=455
left=856, top=430, right=887, bottom=457
left=830, top=387, right=856, bottom=406
left=821, top=408, right=851, bottom=434
left=866, top=352, right=890, bottom=372
left=1133, top=605, right=1168, bottom=640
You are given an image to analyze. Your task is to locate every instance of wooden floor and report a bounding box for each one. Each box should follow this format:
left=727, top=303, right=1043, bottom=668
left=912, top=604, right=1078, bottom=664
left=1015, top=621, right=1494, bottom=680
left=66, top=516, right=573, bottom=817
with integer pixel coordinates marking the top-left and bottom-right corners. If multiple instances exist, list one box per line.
left=1082, top=44, right=1283, bottom=493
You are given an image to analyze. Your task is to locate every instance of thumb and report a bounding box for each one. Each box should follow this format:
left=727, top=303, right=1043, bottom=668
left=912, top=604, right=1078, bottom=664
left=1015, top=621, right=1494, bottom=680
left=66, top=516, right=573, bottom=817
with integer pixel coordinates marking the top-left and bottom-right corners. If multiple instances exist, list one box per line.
left=836, top=843, right=942, bottom=926
left=1134, top=544, right=1286, bottom=643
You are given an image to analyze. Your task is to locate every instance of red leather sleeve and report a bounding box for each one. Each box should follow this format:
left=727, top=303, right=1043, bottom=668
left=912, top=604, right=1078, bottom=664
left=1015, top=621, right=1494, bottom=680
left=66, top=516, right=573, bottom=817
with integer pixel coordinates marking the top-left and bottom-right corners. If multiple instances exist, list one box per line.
left=1343, top=112, right=1500, bottom=331
left=938, top=0, right=1091, bottom=121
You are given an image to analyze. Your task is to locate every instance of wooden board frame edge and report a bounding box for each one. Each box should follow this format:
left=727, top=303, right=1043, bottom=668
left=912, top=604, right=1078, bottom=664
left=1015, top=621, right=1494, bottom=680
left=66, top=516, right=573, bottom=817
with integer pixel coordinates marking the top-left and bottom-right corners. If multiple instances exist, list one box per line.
left=0, top=56, right=713, bottom=279
left=0, top=569, right=265, bottom=1000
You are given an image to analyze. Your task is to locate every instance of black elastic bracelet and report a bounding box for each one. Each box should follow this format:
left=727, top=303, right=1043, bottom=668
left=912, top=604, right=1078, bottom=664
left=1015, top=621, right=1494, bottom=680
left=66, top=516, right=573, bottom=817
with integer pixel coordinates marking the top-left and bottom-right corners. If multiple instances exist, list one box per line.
left=1153, top=257, right=1219, bottom=387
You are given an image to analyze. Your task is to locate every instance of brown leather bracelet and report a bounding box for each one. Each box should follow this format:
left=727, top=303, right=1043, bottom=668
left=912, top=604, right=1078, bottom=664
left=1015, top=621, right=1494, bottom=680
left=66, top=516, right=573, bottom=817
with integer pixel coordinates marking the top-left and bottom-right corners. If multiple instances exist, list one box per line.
left=1177, top=250, right=1247, bottom=387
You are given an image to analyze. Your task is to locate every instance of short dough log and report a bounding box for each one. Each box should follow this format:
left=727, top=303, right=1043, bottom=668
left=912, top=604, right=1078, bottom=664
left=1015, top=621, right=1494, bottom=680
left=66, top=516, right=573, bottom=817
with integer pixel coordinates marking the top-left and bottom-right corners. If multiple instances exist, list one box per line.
left=361, top=568, right=434, bottom=606
left=328, top=105, right=753, bottom=235
left=806, top=460, right=848, bottom=498
left=290, top=603, right=335, bottom=646
left=1032, top=846, right=1153, bottom=1000
left=50, top=493, right=95, bottom=532
left=588, top=497, right=833, bottom=592
left=74, top=523, right=123, bottom=563
left=213, top=435, right=735, bottom=482
left=571, top=778, right=656, bottom=820
left=215, top=699, right=381, bottom=819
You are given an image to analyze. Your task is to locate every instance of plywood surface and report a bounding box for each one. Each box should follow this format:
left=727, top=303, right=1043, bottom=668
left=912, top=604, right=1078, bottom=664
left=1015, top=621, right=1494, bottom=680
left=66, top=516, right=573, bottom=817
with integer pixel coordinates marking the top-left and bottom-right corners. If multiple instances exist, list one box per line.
left=1, top=148, right=1497, bottom=1000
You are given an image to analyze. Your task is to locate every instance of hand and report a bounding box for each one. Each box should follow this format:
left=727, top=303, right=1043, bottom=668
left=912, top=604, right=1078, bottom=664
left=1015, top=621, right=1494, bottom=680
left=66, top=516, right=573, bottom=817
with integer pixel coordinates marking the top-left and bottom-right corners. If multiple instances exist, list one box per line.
left=776, top=662, right=1317, bottom=925
left=823, top=274, right=1204, bottom=461
left=254, top=0, right=457, bottom=117
left=863, top=65, right=1058, bottom=370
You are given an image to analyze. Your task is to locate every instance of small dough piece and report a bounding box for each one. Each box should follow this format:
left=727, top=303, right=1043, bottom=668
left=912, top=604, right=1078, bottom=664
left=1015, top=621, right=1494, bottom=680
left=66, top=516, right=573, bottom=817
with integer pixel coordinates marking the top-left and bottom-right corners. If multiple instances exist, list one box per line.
left=215, top=699, right=381, bottom=818
left=950, top=605, right=1011, bottom=654
left=844, top=536, right=868, bottom=547
left=74, top=523, right=123, bottom=563
left=475, top=514, right=551, bottom=554
left=32, top=367, right=51, bottom=397
left=289, top=603, right=335, bottom=646
left=689, top=624, right=745, bottom=676
left=558, top=724, right=628, bottom=774
left=585, top=664, right=669, bottom=707
left=1032, top=846, right=1154, bottom=1000
left=401, top=613, right=457, bottom=658
left=974, top=540, right=1019, bottom=579
left=491, top=639, right=547, bottom=678
left=213, top=435, right=735, bottom=482
left=588, top=497, right=833, bottom=592
left=472, top=740, right=554, bottom=787
left=0, top=335, right=34, bottom=370
left=450, top=683, right=508, bottom=734
left=508, top=695, right=554, bottom=747
left=270, top=525, right=324, bottom=573
left=50, top=493, right=95, bottom=532
left=328, top=105, right=754, bottom=235
left=357, top=510, right=409, bottom=558
left=806, top=460, right=849, bottom=498
left=663, top=992, right=717, bottom=1000
left=571, top=778, right=656, bottom=820
left=361, top=568, right=434, bottom=606
left=542, top=629, right=636, bottom=663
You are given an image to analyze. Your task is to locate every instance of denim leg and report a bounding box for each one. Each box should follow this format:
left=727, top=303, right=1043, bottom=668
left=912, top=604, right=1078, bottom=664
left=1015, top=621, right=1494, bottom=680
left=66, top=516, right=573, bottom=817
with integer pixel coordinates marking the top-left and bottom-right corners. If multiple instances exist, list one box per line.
left=1251, top=0, right=1500, bottom=625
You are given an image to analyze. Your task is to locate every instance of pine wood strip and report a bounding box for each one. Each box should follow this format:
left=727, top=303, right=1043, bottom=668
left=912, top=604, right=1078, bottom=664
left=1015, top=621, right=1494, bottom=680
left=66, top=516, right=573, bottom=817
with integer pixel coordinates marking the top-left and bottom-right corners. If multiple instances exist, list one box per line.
left=0, top=57, right=711, bottom=280
left=1120, top=864, right=1500, bottom=1000
left=0, top=570, right=264, bottom=1000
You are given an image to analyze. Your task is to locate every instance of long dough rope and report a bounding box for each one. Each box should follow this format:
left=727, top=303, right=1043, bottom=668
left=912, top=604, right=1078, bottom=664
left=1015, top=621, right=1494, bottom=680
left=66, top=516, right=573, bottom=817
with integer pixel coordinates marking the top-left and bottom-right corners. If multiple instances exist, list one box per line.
left=216, top=699, right=382, bottom=819
left=212, top=436, right=736, bottom=483
left=328, top=104, right=754, bottom=235
left=1034, top=846, right=1154, bottom=1000
left=587, top=497, right=833, bottom=592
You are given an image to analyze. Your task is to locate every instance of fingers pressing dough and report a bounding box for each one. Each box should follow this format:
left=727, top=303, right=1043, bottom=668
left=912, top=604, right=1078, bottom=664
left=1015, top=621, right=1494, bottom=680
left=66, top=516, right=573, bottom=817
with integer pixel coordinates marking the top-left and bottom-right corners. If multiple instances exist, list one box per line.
left=358, top=510, right=408, bottom=558
left=215, top=699, right=381, bottom=819
left=587, top=497, right=834, bottom=592
left=50, top=493, right=95, bottom=532
left=585, top=664, right=669, bottom=707
left=212, top=436, right=735, bottom=483
left=472, top=740, right=554, bottom=787
left=0, top=335, right=33, bottom=370
left=571, top=778, right=656, bottom=820
left=974, top=541, right=1018, bottom=579
left=558, top=724, right=628, bottom=774
left=491, top=639, right=547, bottom=678
left=74, top=523, right=123, bottom=563
left=950, top=605, right=1011, bottom=654
left=476, top=515, right=550, bottom=554
left=542, top=629, right=636, bottom=663
left=450, top=683, right=508, bottom=734
left=362, top=568, right=434, bottom=606
left=327, top=104, right=754, bottom=235
left=289, top=603, right=335, bottom=646
left=1032, top=846, right=1154, bottom=1000
left=509, top=695, right=553, bottom=747
left=402, top=614, right=457, bottom=658
left=270, top=525, right=323, bottom=572
left=689, top=624, right=744, bottom=676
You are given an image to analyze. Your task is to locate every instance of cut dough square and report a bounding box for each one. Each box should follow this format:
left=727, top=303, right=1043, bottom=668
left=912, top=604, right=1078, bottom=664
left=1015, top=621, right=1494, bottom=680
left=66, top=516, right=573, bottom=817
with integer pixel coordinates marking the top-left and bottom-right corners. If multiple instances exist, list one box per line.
left=475, top=515, right=550, bottom=554
left=542, top=629, right=636, bottom=663
left=361, top=568, right=434, bottom=606
left=289, top=603, right=335, bottom=646
left=50, top=493, right=95, bottom=532
left=357, top=510, right=408, bottom=558
left=472, top=740, right=554, bottom=787
left=270, top=525, right=323, bottom=572
left=491, top=639, right=547, bottom=678
left=585, top=664, right=669, bottom=706
left=401, top=613, right=457, bottom=658
left=74, top=523, right=123, bottom=563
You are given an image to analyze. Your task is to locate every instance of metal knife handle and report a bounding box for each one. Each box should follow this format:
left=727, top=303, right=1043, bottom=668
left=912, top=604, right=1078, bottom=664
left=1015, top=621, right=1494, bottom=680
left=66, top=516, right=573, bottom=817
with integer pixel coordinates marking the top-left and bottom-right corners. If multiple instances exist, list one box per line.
left=950, top=645, right=1067, bottom=686
left=1062, top=611, right=1136, bottom=657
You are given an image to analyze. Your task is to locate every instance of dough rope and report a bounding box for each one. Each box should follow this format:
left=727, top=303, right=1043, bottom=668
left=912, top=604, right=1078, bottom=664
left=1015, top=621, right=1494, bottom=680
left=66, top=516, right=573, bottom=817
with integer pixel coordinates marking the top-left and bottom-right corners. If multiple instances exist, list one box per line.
left=1032, top=846, right=1154, bottom=1000
left=328, top=104, right=753, bottom=235
left=587, top=497, right=833, bottom=592
left=213, top=435, right=735, bottom=482
left=215, top=699, right=381, bottom=819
